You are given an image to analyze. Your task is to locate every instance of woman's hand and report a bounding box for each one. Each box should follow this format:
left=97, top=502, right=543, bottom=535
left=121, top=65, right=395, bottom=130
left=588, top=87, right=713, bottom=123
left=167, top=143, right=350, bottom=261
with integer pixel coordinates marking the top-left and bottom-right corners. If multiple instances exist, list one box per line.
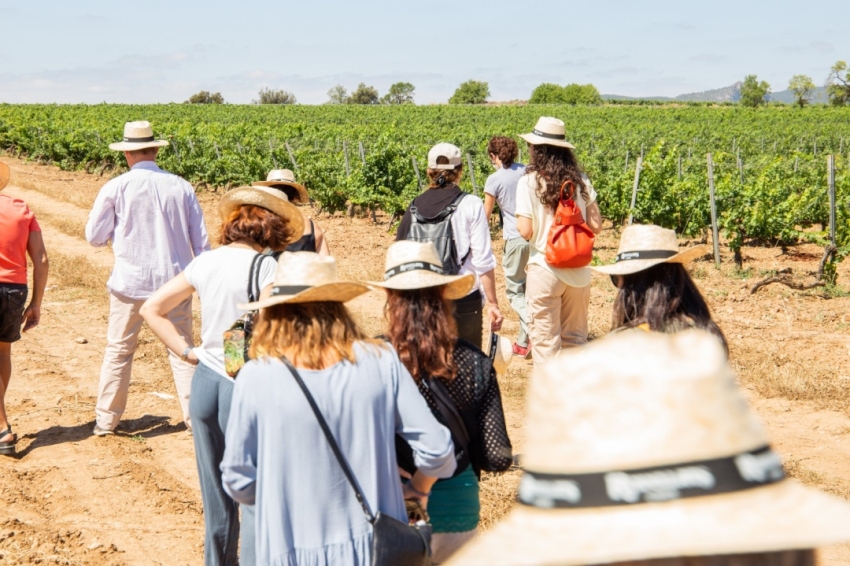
left=488, top=302, right=503, bottom=332
left=186, top=349, right=200, bottom=366
left=402, top=483, right=430, bottom=513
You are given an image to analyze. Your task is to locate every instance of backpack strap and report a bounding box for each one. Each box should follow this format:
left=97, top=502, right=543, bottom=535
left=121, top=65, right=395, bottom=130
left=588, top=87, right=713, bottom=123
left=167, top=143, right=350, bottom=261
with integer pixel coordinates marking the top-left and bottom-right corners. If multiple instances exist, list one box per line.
left=247, top=248, right=275, bottom=303
left=409, top=191, right=467, bottom=224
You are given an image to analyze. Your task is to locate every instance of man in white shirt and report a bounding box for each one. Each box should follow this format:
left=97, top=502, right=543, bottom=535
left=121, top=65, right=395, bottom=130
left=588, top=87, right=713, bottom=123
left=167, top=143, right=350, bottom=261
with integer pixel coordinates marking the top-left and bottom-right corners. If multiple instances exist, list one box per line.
left=86, top=121, right=210, bottom=436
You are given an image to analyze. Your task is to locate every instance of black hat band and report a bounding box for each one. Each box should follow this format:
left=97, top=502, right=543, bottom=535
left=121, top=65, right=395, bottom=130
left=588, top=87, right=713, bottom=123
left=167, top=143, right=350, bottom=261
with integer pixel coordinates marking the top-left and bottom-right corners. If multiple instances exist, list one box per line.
left=615, top=250, right=678, bottom=263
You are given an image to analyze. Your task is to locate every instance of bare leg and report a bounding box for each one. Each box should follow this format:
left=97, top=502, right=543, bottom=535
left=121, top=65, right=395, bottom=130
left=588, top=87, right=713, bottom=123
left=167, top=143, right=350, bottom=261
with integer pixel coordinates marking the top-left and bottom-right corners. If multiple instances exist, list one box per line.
left=0, top=342, right=13, bottom=442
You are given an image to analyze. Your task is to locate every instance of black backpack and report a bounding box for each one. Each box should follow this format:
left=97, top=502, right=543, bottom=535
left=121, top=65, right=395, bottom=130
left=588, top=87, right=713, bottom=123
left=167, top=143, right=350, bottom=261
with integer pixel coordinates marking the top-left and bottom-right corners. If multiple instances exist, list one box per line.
left=406, top=192, right=468, bottom=275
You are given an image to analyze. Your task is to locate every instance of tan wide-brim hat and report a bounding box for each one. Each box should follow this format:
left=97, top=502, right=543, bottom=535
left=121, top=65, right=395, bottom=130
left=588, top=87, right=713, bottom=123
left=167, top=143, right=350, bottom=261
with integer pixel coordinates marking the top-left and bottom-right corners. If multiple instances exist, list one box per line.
left=0, top=162, right=9, bottom=191
left=218, top=185, right=305, bottom=240
left=252, top=169, right=309, bottom=204
left=486, top=332, right=513, bottom=374
left=591, top=223, right=709, bottom=276
left=447, top=330, right=850, bottom=566
left=367, top=241, right=475, bottom=301
left=108, top=121, right=170, bottom=151
left=239, top=252, right=369, bottom=310
left=519, top=116, right=575, bottom=149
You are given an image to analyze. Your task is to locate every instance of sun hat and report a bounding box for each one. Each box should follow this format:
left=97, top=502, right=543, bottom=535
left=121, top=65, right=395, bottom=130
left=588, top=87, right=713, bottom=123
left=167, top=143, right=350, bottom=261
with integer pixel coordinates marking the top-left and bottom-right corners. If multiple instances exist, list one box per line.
left=0, top=162, right=9, bottom=191
left=108, top=121, right=170, bottom=152
left=591, top=224, right=709, bottom=276
left=486, top=332, right=513, bottom=375
left=427, top=143, right=463, bottom=170
left=519, top=116, right=576, bottom=149
left=446, top=329, right=850, bottom=566
left=367, top=241, right=474, bottom=300
left=239, top=252, right=369, bottom=310
left=252, top=169, right=309, bottom=204
left=218, top=185, right=305, bottom=238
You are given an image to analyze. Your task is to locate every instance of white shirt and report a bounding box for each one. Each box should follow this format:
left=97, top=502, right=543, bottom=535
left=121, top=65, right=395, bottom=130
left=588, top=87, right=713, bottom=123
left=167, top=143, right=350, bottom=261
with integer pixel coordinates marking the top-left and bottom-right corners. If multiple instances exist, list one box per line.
left=85, top=161, right=211, bottom=300
left=452, top=195, right=498, bottom=294
left=515, top=173, right=598, bottom=288
left=183, top=246, right=277, bottom=379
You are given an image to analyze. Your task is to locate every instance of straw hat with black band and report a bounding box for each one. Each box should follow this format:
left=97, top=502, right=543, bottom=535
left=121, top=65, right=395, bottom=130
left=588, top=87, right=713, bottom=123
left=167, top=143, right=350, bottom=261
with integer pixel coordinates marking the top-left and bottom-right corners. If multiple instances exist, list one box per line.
left=519, top=116, right=576, bottom=149
left=108, top=121, right=170, bottom=152
left=447, top=329, right=850, bottom=566
left=0, top=162, right=9, bottom=191
left=591, top=224, right=709, bottom=276
left=252, top=169, right=310, bottom=205
left=367, top=241, right=474, bottom=300
left=218, top=185, right=305, bottom=240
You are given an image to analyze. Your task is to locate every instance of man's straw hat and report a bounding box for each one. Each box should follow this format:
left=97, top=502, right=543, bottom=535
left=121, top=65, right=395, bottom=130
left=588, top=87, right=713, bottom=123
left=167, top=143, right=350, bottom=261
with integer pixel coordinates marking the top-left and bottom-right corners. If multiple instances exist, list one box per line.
left=108, top=121, right=170, bottom=152
left=252, top=169, right=309, bottom=204
left=218, top=185, right=305, bottom=240
left=0, top=162, right=9, bottom=191
left=239, top=252, right=369, bottom=310
left=367, top=241, right=474, bottom=301
left=591, top=224, right=709, bottom=276
left=519, top=116, right=576, bottom=149
left=486, top=332, right=513, bottom=375
left=447, top=330, right=850, bottom=566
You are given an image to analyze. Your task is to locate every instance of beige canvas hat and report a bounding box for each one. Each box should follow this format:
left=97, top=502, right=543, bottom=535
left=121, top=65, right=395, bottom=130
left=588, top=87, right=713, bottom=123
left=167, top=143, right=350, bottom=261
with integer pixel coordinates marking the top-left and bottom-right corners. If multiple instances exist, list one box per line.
left=0, top=162, right=9, bottom=191
left=427, top=143, right=463, bottom=170
left=367, top=241, right=474, bottom=300
left=519, top=116, right=576, bottom=149
left=218, top=185, right=305, bottom=240
left=252, top=169, right=309, bottom=204
left=447, top=329, right=850, bottom=566
left=591, top=224, right=709, bottom=276
left=486, top=332, right=513, bottom=374
left=239, top=252, right=369, bottom=310
left=108, top=121, right=170, bottom=151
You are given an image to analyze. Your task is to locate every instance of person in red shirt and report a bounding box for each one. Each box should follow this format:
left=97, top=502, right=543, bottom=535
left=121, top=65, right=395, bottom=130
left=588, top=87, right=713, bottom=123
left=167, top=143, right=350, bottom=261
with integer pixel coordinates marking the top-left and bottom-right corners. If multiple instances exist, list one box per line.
left=0, top=162, right=49, bottom=456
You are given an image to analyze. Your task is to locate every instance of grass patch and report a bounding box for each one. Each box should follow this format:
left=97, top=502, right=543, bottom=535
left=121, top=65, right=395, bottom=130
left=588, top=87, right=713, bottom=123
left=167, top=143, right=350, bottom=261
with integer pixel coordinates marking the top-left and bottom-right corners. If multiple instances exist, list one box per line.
left=49, top=251, right=111, bottom=294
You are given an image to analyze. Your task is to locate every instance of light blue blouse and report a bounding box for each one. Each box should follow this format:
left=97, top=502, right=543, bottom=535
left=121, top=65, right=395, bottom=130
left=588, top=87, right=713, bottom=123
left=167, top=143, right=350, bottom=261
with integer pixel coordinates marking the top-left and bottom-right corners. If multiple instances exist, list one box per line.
left=221, top=342, right=456, bottom=566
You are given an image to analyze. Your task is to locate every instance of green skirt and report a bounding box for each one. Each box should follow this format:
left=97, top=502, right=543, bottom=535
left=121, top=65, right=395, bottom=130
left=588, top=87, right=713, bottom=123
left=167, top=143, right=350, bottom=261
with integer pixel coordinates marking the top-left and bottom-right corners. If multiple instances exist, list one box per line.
left=427, top=466, right=480, bottom=533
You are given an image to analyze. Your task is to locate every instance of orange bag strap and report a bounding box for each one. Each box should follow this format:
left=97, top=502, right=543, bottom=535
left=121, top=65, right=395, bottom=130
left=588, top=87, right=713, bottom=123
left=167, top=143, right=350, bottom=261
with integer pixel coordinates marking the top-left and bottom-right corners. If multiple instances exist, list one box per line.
left=559, top=180, right=575, bottom=202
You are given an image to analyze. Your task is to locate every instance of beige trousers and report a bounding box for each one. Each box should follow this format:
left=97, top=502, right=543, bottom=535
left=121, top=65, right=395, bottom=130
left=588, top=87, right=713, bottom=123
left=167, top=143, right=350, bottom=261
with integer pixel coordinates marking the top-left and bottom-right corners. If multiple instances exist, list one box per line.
left=525, top=264, right=590, bottom=366
left=95, top=291, right=195, bottom=430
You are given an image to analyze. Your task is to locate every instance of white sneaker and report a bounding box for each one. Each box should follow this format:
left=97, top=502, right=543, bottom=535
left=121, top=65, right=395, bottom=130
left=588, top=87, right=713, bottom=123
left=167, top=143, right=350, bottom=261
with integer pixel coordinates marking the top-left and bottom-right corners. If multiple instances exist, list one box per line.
left=93, top=425, right=114, bottom=437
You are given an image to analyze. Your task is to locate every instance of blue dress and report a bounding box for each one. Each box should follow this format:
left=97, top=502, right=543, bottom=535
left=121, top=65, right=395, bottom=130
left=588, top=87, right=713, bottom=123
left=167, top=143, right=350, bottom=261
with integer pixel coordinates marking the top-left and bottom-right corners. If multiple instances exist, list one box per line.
left=221, top=342, right=457, bottom=566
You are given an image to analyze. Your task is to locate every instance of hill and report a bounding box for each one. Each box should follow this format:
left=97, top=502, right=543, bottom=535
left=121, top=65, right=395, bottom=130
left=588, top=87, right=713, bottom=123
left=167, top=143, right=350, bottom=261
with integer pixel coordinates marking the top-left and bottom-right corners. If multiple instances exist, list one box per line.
left=603, top=83, right=830, bottom=105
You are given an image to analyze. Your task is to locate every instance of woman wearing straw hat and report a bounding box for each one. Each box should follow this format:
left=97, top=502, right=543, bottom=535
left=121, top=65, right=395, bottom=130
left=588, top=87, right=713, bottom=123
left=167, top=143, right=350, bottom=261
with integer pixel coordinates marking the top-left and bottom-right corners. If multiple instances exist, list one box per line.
left=141, top=185, right=303, bottom=566
left=515, top=117, right=603, bottom=365
left=591, top=224, right=727, bottom=351
left=221, top=251, right=456, bottom=566
left=370, top=241, right=514, bottom=564
left=253, top=169, right=330, bottom=255
left=447, top=329, right=850, bottom=565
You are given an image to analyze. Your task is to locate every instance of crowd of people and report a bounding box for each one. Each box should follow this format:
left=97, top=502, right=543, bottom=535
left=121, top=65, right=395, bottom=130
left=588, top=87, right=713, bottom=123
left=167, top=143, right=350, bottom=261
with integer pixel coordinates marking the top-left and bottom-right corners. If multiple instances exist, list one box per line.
left=1, top=117, right=850, bottom=565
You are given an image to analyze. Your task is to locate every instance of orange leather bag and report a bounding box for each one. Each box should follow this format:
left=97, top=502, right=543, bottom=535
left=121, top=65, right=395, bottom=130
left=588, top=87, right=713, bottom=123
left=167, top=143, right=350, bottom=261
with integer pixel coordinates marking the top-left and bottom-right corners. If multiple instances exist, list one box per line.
left=545, top=180, right=595, bottom=268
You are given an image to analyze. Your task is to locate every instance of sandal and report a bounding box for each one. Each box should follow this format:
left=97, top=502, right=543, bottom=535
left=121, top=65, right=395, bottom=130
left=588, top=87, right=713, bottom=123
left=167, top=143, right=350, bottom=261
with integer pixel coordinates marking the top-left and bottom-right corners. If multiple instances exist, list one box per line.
left=0, top=426, right=17, bottom=456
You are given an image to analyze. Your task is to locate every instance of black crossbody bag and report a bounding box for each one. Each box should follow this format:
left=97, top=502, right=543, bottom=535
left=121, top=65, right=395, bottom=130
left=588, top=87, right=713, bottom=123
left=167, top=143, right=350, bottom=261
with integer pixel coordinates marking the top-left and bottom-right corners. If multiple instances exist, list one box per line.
left=281, top=357, right=432, bottom=566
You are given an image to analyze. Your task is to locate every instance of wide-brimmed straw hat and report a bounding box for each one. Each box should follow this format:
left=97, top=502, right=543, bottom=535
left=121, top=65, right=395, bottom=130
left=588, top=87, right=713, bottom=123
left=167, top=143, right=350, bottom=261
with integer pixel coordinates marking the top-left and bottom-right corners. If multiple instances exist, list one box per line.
left=427, top=143, right=463, bottom=170
left=447, top=329, right=850, bottom=566
left=367, top=241, right=475, bottom=301
left=108, top=121, right=170, bottom=152
left=519, top=116, right=575, bottom=149
left=239, top=252, right=369, bottom=310
left=218, top=185, right=305, bottom=239
left=591, top=224, right=709, bottom=276
left=486, top=332, right=513, bottom=374
left=0, top=162, right=9, bottom=191
left=252, top=169, right=309, bottom=204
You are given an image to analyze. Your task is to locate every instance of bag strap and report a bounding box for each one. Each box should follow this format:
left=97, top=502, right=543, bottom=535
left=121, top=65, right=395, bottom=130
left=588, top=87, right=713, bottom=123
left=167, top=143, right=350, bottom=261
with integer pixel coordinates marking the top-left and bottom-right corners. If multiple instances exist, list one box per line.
left=247, top=249, right=275, bottom=303
left=559, top=180, right=575, bottom=202
left=281, top=356, right=377, bottom=523
left=410, top=191, right=467, bottom=223
left=425, top=376, right=470, bottom=456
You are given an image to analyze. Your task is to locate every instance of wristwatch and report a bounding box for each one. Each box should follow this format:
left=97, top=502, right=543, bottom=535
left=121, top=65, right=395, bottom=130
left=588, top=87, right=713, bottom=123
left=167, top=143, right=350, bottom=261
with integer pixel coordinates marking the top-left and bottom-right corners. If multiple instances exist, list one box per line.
left=180, top=347, right=192, bottom=362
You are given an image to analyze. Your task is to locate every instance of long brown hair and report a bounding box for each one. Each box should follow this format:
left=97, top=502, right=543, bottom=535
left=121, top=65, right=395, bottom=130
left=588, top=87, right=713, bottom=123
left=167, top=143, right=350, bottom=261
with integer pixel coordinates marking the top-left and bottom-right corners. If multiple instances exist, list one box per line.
left=220, top=204, right=296, bottom=251
left=385, top=287, right=457, bottom=383
left=526, top=143, right=588, bottom=212
left=250, top=301, right=384, bottom=369
left=610, top=549, right=815, bottom=566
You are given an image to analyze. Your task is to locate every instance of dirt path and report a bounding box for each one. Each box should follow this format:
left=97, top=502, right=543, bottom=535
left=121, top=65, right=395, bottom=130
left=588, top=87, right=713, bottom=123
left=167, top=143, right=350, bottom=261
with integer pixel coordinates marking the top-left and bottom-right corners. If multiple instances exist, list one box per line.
left=2, top=158, right=850, bottom=564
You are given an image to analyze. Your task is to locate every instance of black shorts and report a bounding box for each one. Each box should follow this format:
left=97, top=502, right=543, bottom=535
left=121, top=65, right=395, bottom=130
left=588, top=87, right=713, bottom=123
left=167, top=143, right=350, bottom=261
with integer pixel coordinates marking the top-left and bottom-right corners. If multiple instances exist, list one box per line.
left=0, top=283, right=28, bottom=343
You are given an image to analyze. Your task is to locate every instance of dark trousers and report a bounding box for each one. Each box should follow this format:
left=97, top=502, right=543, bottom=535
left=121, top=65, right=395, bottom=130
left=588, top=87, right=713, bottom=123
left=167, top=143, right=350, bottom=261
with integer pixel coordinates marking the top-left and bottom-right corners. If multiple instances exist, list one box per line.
left=453, top=289, right=483, bottom=350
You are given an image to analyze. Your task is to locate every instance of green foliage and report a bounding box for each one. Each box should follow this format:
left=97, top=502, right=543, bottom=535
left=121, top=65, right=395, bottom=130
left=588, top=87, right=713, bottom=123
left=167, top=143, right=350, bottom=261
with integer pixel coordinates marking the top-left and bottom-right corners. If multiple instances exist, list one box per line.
left=788, top=75, right=816, bottom=108
left=740, top=75, right=770, bottom=108
left=529, top=83, right=569, bottom=103
left=529, top=83, right=601, bottom=105
left=382, top=82, right=415, bottom=105
left=326, top=85, right=348, bottom=105
left=827, top=61, right=850, bottom=107
left=563, top=84, right=602, bottom=105
left=254, top=88, right=296, bottom=105
left=185, top=91, right=224, bottom=104
left=449, top=80, right=490, bottom=104
left=347, top=83, right=380, bottom=105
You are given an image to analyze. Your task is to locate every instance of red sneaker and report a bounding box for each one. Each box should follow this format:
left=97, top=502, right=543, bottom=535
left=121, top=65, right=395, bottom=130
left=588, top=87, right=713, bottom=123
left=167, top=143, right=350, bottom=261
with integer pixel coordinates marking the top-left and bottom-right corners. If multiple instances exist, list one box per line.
left=512, top=343, right=531, bottom=358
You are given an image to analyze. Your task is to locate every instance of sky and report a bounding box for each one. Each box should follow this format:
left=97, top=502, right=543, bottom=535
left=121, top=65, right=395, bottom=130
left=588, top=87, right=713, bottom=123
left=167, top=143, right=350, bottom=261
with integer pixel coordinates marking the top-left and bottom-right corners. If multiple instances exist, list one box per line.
left=0, top=0, right=847, bottom=105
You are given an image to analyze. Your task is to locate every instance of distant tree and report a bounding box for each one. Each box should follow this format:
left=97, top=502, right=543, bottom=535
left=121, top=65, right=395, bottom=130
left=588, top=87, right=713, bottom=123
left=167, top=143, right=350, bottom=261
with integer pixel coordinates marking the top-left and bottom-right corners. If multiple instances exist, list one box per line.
left=381, top=82, right=415, bottom=104
left=787, top=75, right=816, bottom=108
left=449, top=80, right=490, bottom=104
left=739, top=75, right=770, bottom=108
left=529, top=83, right=569, bottom=104
left=564, top=83, right=602, bottom=105
left=348, top=83, right=380, bottom=105
left=185, top=91, right=225, bottom=104
left=826, top=61, right=850, bottom=106
left=254, top=88, right=297, bottom=105
left=326, top=84, right=348, bottom=105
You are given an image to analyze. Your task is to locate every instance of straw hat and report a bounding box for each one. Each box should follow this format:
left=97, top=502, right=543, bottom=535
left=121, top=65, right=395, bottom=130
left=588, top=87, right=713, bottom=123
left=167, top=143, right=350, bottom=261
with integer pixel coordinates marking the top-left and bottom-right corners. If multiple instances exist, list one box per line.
left=218, top=185, right=305, bottom=239
left=427, top=143, right=463, bottom=170
left=447, top=330, right=850, bottom=566
left=367, top=241, right=474, bottom=300
left=591, top=224, right=709, bottom=276
left=0, top=162, right=9, bottom=191
left=252, top=169, right=309, bottom=204
left=239, top=252, right=369, bottom=310
left=486, top=332, right=513, bottom=375
left=108, top=121, right=170, bottom=151
left=519, top=116, right=575, bottom=149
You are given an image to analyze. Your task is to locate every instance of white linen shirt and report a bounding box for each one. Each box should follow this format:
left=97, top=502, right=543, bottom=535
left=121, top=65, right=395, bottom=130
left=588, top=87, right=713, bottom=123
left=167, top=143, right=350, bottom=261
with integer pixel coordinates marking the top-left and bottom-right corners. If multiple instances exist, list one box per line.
left=85, top=161, right=211, bottom=300
left=452, top=195, right=498, bottom=294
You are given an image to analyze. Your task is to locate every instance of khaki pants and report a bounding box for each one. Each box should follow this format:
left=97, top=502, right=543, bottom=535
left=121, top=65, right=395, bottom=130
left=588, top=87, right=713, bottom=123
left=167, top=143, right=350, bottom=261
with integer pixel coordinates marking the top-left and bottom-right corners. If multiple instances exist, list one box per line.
left=502, top=237, right=530, bottom=347
left=525, top=264, right=590, bottom=365
left=95, top=291, right=195, bottom=430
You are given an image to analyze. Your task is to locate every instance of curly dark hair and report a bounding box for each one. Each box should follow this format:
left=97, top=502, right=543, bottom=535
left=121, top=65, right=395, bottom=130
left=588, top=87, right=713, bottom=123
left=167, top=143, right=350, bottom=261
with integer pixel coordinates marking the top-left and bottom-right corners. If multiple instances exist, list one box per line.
left=526, top=143, right=588, bottom=212
left=384, top=286, right=457, bottom=383
left=220, top=204, right=296, bottom=251
left=487, top=136, right=518, bottom=168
